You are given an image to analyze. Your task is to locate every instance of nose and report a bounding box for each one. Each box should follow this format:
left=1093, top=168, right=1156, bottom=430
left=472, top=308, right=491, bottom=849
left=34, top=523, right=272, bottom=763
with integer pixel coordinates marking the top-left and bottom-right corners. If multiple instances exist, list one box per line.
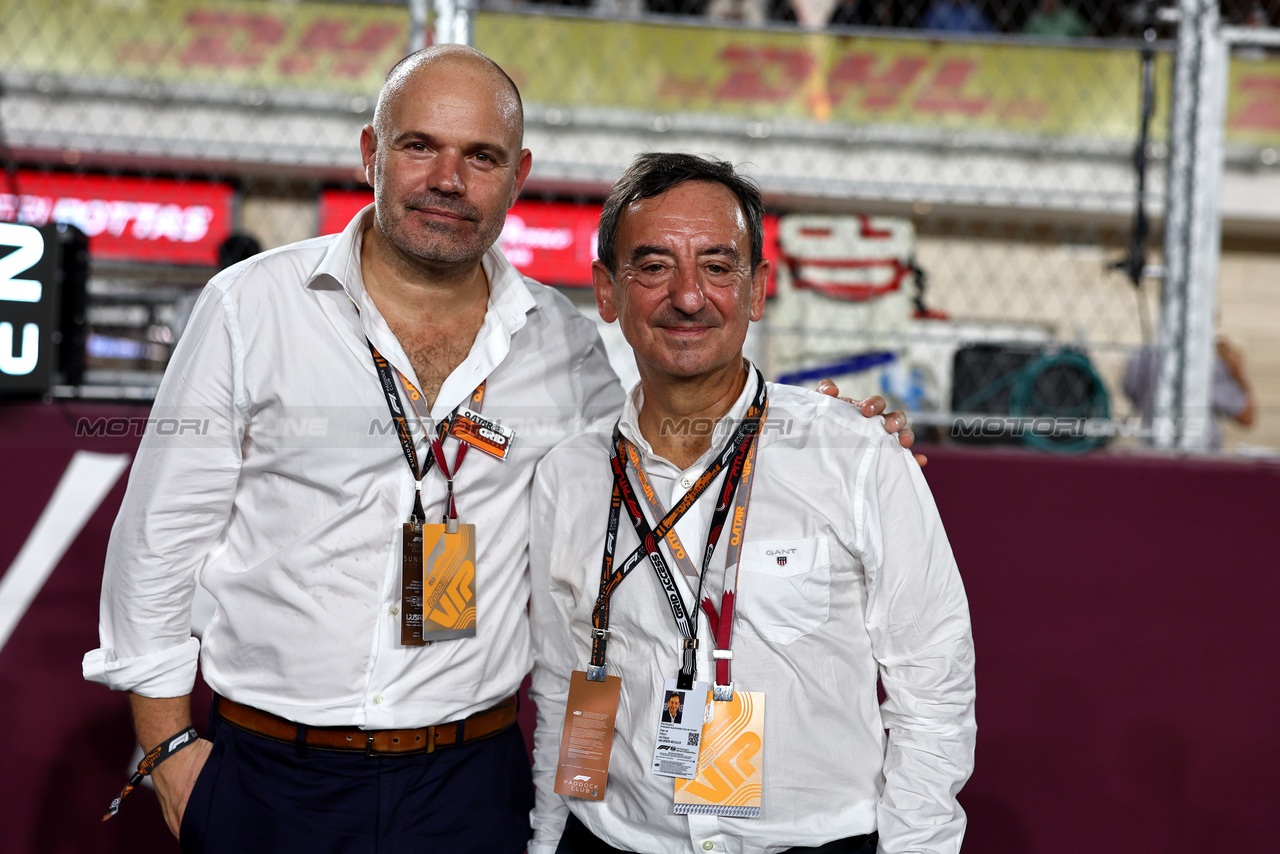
left=667, top=262, right=706, bottom=316
left=426, top=149, right=466, bottom=196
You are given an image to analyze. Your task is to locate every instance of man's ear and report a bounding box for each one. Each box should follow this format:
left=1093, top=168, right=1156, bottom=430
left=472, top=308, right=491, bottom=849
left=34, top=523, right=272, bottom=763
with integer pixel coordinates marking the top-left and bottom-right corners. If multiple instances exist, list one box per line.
left=359, top=125, right=377, bottom=187
left=359, top=126, right=377, bottom=185
left=749, top=258, right=769, bottom=322
left=592, top=260, right=618, bottom=324
left=508, top=149, right=533, bottom=208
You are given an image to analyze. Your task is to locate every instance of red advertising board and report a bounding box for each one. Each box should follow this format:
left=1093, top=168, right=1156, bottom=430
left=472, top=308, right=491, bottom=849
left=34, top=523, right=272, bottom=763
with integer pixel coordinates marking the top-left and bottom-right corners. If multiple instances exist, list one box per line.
left=1, top=172, right=234, bottom=265
left=318, top=189, right=780, bottom=294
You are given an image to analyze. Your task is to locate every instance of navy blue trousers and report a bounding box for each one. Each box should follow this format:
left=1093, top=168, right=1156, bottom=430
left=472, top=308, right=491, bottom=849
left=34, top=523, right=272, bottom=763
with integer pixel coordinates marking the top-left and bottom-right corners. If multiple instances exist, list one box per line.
left=180, top=703, right=533, bottom=854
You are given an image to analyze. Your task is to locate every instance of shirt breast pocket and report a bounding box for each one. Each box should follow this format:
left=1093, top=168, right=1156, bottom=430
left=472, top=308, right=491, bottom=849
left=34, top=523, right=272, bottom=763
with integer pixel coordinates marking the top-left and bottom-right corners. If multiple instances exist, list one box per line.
left=736, top=537, right=830, bottom=644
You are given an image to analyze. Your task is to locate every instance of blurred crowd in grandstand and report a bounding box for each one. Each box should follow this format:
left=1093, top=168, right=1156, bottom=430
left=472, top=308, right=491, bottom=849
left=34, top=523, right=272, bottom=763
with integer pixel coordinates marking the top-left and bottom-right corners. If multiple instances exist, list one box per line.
left=505, top=0, right=1279, bottom=37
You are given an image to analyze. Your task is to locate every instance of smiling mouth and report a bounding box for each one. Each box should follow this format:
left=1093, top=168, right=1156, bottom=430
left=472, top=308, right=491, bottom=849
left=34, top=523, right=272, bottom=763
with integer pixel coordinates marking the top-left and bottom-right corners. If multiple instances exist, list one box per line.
left=658, top=325, right=711, bottom=337
left=413, top=207, right=472, bottom=222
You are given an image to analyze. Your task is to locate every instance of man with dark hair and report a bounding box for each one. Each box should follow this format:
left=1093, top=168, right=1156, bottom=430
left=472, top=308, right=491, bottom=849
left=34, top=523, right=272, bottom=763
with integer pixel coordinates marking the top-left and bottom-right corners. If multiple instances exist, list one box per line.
left=661, top=691, right=684, bottom=724
left=528, top=153, right=975, bottom=854
left=595, top=153, right=766, bottom=281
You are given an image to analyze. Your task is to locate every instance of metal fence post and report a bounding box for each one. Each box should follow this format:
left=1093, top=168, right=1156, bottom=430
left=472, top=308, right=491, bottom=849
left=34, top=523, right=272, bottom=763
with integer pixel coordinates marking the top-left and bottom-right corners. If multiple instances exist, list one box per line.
left=1155, top=0, right=1224, bottom=451
left=433, top=0, right=475, bottom=47
left=409, top=0, right=429, bottom=53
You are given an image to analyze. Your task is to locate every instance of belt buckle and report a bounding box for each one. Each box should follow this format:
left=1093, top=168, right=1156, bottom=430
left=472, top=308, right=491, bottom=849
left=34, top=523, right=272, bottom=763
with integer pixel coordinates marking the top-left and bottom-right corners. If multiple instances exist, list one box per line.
left=365, top=732, right=376, bottom=758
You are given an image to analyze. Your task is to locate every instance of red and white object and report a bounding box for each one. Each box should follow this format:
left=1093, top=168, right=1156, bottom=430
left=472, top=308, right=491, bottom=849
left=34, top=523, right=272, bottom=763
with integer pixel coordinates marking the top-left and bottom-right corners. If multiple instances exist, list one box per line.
left=769, top=214, right=915, bottom=401
left=779, top=214, right=915, bottom=302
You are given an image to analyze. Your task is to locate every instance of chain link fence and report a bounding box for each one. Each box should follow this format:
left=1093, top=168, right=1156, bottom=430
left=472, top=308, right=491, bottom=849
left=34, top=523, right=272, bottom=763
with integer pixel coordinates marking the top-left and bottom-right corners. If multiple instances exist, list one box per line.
left=2, top=0, right=1278, bottom=452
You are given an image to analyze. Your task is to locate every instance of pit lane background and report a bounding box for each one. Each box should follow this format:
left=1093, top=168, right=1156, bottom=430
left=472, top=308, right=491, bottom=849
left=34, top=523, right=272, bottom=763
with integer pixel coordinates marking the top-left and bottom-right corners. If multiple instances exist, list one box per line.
left=2, top=400, right=1279, bottom=852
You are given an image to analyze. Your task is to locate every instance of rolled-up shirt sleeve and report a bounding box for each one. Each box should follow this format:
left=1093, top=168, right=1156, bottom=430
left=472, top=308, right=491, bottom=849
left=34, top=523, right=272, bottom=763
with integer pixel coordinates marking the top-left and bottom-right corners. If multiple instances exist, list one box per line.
left=82, top=280, right=246, bottom=698
left=853, top=435, right=976, bottom=854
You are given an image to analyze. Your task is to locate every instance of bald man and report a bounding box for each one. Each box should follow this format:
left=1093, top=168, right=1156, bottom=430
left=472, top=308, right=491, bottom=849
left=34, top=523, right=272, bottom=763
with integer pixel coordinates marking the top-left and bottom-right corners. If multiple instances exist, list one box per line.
left=84, top=47, right=913, bottom=853
left=83, top=45, right=624, bottom=853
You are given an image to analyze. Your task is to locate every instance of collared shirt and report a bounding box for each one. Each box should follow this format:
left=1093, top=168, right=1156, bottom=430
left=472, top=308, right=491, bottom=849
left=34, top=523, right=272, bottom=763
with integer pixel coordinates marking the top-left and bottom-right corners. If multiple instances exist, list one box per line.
left=83, top=205, right=624, bottom=728
left=528, top=368, right=976, bottom=854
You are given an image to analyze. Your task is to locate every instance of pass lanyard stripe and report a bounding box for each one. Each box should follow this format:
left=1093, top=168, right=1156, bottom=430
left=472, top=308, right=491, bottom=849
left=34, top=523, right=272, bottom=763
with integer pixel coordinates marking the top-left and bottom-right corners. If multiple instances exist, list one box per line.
left=589, top=369, right=767, bottom=689
left=367, top=340, right=485, bottom=523
left=624, top=410, right=763, bottom=692
left=608, top=443, right=702, bottom=687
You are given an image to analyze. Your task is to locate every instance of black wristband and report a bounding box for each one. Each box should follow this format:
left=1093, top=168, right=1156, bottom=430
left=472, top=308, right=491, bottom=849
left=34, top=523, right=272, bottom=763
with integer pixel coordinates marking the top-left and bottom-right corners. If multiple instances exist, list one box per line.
left=101, top=726, right=200, bottom=821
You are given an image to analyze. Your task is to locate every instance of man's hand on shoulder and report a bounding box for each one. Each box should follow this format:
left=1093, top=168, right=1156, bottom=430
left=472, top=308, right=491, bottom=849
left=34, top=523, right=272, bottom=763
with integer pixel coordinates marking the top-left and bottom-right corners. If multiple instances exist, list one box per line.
left=150, top=737, right=213, bottom=837
left=816, top=379, right=927, bottom=467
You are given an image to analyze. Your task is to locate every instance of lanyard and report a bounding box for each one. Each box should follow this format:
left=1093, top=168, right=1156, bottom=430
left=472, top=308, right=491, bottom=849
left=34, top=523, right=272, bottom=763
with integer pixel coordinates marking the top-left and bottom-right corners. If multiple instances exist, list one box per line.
left=368, top=341, right=485, bottom=527
left=624, top=407, right=763, bottom=701
left=588, top=369, right=767, bottom=690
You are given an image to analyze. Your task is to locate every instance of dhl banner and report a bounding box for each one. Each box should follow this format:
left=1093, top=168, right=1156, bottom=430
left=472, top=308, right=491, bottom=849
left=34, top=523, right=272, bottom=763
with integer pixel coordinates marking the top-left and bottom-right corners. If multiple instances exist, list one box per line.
left=484, top=16, right=1280, bottom=146
left=2, top=0, right=1277, bottom=145
left=0, top=0, right=408, bottom=97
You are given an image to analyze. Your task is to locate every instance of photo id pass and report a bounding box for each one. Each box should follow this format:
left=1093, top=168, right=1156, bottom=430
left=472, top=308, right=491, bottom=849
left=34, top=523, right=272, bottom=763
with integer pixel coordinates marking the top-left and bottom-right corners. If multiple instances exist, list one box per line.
left=650, top=678, right=710, bottom=780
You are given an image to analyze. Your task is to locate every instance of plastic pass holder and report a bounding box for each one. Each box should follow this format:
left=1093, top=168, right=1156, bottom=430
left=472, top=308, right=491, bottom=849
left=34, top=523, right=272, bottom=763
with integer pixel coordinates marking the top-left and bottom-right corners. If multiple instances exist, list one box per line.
left=402, top=521, right=477, bottom=644
left=554, top=671, right=623, bottom=801
left=673, top=690, right=765, bottom=818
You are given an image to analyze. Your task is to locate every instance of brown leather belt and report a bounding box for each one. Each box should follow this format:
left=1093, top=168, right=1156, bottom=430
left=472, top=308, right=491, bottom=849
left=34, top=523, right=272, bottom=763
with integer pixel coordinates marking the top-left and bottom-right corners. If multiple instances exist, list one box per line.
left=215, top=694, right=518, bottom=756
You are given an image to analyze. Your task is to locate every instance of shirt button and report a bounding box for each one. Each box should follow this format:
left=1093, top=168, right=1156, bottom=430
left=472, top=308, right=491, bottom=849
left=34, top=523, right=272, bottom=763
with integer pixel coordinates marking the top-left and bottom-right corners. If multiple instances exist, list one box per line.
left=680, top=476, right=693, bottom=489
left=702, top=842, right=716, bottom=851
left=389, top=605, right=400, bottom=616
left=373, top=694, right=384, bottom=705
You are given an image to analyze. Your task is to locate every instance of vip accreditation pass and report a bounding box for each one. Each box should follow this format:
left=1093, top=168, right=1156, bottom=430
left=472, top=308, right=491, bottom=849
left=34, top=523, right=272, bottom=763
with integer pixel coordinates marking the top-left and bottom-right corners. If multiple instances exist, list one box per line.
left=651, top=679, right=710, bottom=779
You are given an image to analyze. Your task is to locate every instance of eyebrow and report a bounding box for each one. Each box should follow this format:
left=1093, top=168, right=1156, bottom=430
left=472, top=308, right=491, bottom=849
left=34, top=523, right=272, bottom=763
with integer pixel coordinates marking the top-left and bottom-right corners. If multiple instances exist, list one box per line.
left=392, top=130, right=511, bottom=160
left=628, top=244, right=741, bottom=264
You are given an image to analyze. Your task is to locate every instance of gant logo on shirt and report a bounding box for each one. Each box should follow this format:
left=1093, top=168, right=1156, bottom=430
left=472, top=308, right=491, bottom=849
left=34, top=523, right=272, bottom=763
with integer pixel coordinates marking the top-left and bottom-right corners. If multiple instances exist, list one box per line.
left=767, top=547, right=798, bottom=566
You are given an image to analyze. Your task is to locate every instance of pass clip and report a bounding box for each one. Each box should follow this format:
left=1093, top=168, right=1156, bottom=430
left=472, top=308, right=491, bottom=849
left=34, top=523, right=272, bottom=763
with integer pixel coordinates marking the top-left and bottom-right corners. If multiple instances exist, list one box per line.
left=449, top=407, right=515, bottom=460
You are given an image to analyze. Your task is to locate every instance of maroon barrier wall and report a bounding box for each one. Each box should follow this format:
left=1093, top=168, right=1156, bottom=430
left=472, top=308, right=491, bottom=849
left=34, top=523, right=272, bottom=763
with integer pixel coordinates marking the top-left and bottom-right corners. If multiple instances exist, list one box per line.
left=2, top=399, right=1278, bottom=852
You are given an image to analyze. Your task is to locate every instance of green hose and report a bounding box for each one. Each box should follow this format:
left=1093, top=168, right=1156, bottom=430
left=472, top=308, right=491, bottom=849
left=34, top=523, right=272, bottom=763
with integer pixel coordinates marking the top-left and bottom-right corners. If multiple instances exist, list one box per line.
left=1009, top=350, right=1111, bottom=454
left=954, top=348, right=1111, bottom=454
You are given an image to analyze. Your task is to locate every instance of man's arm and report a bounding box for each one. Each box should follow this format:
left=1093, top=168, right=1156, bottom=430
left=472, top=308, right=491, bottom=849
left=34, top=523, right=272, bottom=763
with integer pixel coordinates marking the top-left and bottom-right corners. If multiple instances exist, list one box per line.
left=526, top=461, right=579, bottom=854
left=130, top=693, right=213, bottom=837
left=1215, top=337, right=1255, bottom=427
left=84, top=284, right=244, bottom=696
left=84, top=280, right=246, bottom=832
left=853, top=433, right=976, bottom=853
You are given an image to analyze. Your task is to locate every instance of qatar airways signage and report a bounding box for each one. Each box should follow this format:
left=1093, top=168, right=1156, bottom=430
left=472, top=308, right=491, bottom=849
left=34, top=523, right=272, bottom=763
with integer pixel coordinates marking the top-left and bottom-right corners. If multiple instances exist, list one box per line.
left=319, top=190, right=781, bottom=293
left=0, top=172, right=234, bottom=265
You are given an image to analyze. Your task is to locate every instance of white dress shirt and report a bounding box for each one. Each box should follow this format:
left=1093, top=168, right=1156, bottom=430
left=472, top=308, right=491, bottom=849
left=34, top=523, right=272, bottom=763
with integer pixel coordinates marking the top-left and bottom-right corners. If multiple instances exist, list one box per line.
left=528, top=369, right=975, bottom=854
left=83, top=205, right=624, bottom=728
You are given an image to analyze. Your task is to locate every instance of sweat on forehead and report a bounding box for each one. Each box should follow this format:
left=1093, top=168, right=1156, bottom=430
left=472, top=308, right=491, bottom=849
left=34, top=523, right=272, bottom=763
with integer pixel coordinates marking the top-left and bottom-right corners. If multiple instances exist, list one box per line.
left=373, top=45, right=524, bottom=142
